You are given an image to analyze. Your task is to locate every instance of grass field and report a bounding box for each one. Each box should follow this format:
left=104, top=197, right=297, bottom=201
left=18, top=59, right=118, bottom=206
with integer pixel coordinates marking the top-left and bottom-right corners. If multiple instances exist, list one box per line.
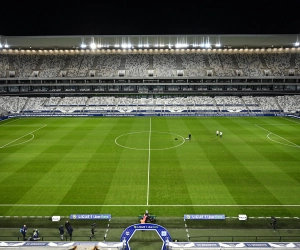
left=0, top=116, right=300, bottom=219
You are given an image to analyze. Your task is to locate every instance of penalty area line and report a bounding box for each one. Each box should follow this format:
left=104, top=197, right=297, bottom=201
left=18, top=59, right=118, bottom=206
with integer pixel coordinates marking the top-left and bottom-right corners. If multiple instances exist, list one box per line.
left=255, top=124, right=300, bottom=148
left=0, top=117, right=21, bottom=126
left=0, top=124, right=47, bottom=148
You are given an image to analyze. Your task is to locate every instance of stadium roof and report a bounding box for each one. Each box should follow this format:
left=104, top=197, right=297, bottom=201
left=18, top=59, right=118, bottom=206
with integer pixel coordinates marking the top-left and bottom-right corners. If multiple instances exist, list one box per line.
left=0, top=34, right=299, bottom=50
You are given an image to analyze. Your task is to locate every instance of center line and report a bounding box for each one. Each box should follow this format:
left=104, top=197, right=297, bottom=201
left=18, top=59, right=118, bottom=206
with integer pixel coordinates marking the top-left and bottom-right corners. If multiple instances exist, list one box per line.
left=147, top=118, right=151, bottom=206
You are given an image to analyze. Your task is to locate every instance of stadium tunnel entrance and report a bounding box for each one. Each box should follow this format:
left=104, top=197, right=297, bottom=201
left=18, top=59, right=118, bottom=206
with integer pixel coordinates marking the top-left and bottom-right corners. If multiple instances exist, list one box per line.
left=120, top=223, right=172, bottom=250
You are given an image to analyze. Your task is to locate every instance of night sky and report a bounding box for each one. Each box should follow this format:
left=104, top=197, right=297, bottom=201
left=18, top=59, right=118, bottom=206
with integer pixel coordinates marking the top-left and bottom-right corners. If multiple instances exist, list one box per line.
left=1, top=0, right=300, bottom=36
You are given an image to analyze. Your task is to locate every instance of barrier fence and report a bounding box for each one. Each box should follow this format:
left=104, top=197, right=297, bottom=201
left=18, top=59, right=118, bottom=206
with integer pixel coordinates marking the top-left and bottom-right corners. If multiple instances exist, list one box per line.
left=1, top=235, right=300, bottom=242
left=9, top=113, right=281, bottom=117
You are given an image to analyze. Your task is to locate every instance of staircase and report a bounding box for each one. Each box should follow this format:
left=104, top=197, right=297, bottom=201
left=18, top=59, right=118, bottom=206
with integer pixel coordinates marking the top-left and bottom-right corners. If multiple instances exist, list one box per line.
left=119, top=55, right=126, bottom=70
left=230, top=54, right=240, bottom=70
left=176, top=55, right=183, bottom=70
left=148, top=54, right=154, bottom=70
left=289, top=53, right=297, bottom=69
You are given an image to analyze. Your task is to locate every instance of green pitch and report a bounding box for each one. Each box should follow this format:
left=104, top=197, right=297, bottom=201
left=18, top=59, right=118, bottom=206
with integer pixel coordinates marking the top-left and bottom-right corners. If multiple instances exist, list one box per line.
left=0, top=116, right=299, bottom=217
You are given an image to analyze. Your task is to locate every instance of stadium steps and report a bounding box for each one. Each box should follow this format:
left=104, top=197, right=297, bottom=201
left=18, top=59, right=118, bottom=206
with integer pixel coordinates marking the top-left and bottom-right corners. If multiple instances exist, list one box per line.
left=61, top=55, right=72, bottom=70
left=41, top=98, right=49, bottom=110
left=119, top=55, right=126, bottom=70
left=42, top=98, right=49, bottom=106
left=253, top=96, right=260, bottom=107
left=203, top=54, right=211, bottom=69
left=56, top=98, right=63, bottom=106
left=8, top=55, right=16, bottom=71
left=20, top=97, right=29, bottom=112
left=148, top=55, right=154, bottom=70
left=176, top=55, right=183, bottom=70
left=212, top=97, right=217, bottom=106
left=240, top=98, right=252, bottom=114
left=85, top=98, right=91, bottom=106
left=258, top=54, right=268, bottom=68
left=289, top=53, right=296, bottom=69
left=35, top=56, right=44, bottom=71
left=230, top=54, right=240, bottom=70
left=211, top=97, right=220, bottom=113
left=43, top=97, right=50, bottom=107
left=91, top=55, right=99, bottom=70
left=274, top=97, right=283, bottom=111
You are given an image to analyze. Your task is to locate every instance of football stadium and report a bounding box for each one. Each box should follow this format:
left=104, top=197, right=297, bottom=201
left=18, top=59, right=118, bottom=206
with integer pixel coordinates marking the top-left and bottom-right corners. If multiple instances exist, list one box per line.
left=0, top=34, right=300, bottom=250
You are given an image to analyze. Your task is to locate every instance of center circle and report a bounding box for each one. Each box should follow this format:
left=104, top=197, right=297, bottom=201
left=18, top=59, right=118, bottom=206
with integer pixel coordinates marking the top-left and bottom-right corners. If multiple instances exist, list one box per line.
left=115, top=131, right=185, bottom=150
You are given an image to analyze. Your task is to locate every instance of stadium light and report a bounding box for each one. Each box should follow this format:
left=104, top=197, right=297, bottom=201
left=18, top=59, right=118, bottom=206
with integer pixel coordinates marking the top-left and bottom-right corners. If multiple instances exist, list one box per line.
left=0, top=43, right=2, bottom=49
left=90, top=43, right=96, bottom=50
left=204, top=37, right=211, bottom=49
left=215, top=36, right=221, bottom=48
left=80, top=43, right=87, bottom=49
left=175, top=43, right=188, bottom=48
left=121, top=43, right=132, bottom=49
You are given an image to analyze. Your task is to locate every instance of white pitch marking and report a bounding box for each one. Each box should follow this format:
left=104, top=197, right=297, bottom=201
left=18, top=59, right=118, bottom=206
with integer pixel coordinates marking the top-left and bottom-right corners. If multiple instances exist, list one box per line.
left=1, top=134, right=34, bottom=148
left=0, top=124, right=48, bottom=127
left=267, top=133, right=300, bottom=148
left=0, top=125, right=47, bottom=148
left=0, top=117, right=21, bottom=126
left=115, top=131, right=185, bottom=151
left=147, top=118, right=151, bottom=206
left=281, top=117, right=300, bottom=124
left=255, top=124, right=300, bottom=148
left=1, top=204, right=300, bottom=207
left=254, top=124, right=299, bottom=126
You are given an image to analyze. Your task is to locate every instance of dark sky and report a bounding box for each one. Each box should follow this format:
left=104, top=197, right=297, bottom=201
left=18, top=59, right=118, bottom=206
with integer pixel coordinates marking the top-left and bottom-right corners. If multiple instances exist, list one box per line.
left=1, top=0, right=300, bottom=36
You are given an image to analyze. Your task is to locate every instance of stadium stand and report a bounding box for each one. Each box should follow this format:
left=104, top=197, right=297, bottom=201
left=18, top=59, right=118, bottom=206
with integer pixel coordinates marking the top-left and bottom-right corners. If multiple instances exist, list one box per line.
left=1, top=95, right=299, bottom=115
left=0, top=35, right=299, bottom=118
left=1, top=52, right=299, bottom=78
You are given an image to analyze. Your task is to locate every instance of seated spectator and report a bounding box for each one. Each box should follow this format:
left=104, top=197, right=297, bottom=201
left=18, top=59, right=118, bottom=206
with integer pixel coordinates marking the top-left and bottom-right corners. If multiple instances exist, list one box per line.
left=28, top=229, right=40, bottom=241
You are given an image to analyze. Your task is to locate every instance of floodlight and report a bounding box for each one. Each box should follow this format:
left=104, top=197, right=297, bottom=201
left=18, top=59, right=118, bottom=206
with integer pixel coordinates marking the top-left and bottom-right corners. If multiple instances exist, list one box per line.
left=90, top=43, right=96, bottom=50
left=295, top=42, right=300, bottom=47
left=80, top=43, right=87, bottom=49
left=0, top=44, right=2, bottom=48
left=175, top=43, right=188, bottom=48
